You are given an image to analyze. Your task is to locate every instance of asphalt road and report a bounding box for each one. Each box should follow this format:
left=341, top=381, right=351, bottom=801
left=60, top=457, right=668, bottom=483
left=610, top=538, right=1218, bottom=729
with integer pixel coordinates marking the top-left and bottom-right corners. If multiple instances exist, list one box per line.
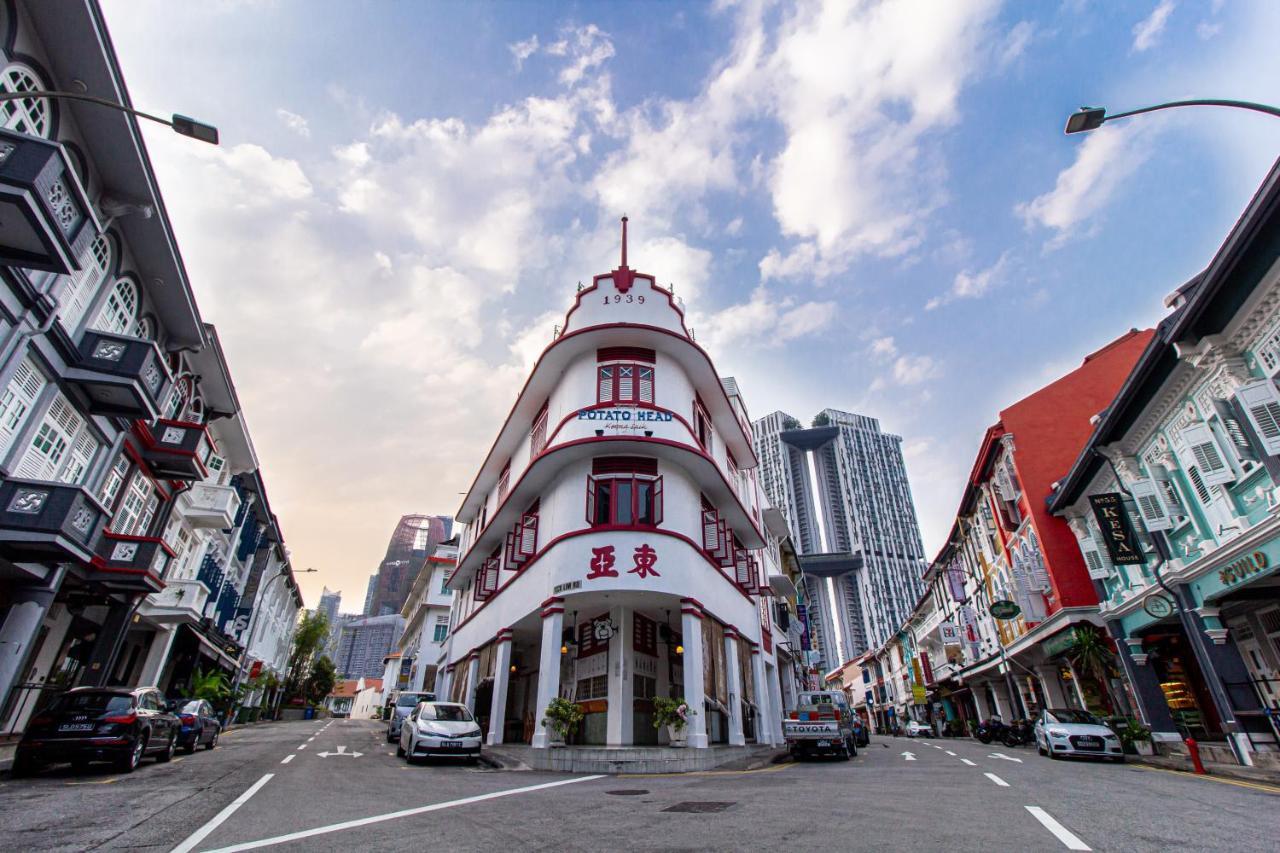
left=1, top=718, right=1277, bottom=851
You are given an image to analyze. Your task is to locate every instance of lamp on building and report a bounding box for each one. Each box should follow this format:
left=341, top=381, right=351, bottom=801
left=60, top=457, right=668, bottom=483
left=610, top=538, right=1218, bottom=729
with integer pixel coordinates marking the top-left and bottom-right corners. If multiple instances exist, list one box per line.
left=1064, top=99, right=1280, bottom=135
left=0, top=90, right=219, bottom=144
left=675, top=644, right=684, bottom=655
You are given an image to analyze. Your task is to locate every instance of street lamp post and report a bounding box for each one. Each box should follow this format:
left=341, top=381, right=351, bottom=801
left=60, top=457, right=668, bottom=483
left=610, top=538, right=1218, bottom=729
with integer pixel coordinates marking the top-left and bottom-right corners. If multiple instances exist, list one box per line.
left=227, top=567, right=316, bottom=726
left=1065, top=99, right=1280, bottom=134
left=0, top=90, right=219, bottom=144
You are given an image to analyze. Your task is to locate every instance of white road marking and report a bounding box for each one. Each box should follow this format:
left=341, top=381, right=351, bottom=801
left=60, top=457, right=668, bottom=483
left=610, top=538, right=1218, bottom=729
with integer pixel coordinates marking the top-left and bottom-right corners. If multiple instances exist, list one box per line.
left=280, top=755, right=294, bottom=765
left=1026, top=806, right=1091, bottom=850
left=297, top=744, right=307, bottom=750
left=901, top=752, right=916, bottom=761
left=317, top=745, right=363, bottom=758
left=945, top=750, right=957, bottom=756
left=960, top=759, right=977, bottom=766
left=989, top=752, right=1023, bottom=763
left=169, top=773, right=274, bottom=853
left=202, top=775, right=606, bottom=852
left=984, top=772, right=1010, bottom=787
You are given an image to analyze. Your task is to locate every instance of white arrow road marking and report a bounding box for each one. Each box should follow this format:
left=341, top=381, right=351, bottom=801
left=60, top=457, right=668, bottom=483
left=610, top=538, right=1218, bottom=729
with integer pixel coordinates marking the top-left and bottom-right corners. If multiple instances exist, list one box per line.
left=317, top=745, right=363, bottom=758
left=201, top=775, right=606, bottom=852
left=1026, top=806, right=1091, bottom=850
left=984, top=772, right=1010, bottom=787
left=989, top=752, right=1023, bottom=763
left=170, top=773, right=273, bottom=853
left=960, top=759, right=977, bottom=766
left=901, top=752, right=916, bottom=761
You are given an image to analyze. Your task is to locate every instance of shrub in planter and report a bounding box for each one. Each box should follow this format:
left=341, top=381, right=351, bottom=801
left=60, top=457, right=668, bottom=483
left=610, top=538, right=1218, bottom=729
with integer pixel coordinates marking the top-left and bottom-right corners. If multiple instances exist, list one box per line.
left=652, top=697, right=695, bottom=731
left=1114, top=718, right=1152, bottom=755
left=541, top=697, right=584, bottom=742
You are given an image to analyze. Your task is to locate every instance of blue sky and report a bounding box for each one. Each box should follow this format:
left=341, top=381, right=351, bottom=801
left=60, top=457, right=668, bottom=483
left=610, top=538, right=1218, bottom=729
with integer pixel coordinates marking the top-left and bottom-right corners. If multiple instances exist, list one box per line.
left=100, top=0, right=1280, bottom=608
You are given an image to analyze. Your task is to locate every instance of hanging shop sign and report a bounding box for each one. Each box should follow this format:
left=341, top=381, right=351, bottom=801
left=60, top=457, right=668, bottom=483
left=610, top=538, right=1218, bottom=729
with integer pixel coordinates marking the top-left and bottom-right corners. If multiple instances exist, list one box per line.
left=989, top=599, right=1021, bottom=620
left=939, top=621, right=960, bottom=644
left=1088, top=492, right=1147, bottom=565
left=1142, top=594, right=1176, bottom=619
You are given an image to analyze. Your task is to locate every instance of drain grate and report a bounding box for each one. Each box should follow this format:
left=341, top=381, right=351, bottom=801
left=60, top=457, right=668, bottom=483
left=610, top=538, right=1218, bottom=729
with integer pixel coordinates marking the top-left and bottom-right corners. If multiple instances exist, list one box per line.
left=662, top=801, right=735, bottom=814
left=606, top=789, right=650, bottom=796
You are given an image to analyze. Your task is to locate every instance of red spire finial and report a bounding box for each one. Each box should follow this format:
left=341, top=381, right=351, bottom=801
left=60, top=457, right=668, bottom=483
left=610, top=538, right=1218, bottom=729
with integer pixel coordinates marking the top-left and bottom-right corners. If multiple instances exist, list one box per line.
left=620, top=215, right=629, bottom=268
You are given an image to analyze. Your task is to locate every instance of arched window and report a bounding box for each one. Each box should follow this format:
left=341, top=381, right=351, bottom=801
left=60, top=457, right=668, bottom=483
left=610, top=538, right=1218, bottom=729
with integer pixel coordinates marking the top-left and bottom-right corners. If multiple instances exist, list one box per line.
left=0, top=63, right=50, bottom=138
left=135, top=316, right=153, bottom=341
left=91, top=277, right=138, bottom=336
left=57, top=234, right=111, bottom=334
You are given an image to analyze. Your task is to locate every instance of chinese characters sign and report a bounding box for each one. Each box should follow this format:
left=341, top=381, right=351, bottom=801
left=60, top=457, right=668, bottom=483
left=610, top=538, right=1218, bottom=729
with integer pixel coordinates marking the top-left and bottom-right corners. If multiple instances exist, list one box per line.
left=586, top=544, right=660, bottom=581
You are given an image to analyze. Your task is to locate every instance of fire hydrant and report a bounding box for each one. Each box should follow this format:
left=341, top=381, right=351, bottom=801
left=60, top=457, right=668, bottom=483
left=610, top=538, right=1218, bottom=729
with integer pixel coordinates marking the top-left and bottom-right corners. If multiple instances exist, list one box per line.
left=1185, top=737, right=1208, bottom=775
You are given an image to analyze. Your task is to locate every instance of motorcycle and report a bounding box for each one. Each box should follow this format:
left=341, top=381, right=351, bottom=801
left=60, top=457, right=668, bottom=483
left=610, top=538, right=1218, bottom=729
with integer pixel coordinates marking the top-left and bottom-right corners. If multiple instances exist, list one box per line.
left=975, top=716, right=1006, bottom=745
left=1002, top=718, right=1033, bottom=747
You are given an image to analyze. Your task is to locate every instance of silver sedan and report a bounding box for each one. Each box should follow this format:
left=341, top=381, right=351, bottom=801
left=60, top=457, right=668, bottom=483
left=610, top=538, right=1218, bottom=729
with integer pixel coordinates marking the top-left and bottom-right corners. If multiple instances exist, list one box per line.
left=398, top=701, right=484, bottom=764
left=1034, top=708, right=1124, bottom=762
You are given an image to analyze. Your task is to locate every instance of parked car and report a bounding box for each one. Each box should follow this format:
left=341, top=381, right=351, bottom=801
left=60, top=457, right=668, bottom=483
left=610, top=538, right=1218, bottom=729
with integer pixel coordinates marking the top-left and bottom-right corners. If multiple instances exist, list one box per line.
left=1034, top=708, right=1124, bottom=762
left=386, top=691, right=437, bottom=743
left=12, top=686, right=181, bottom=775
left=782, top=691, right=858, bottom=760
left=174, top=699, right=221, bottom=753
left=397, top=701, right=483, bottom=764
left=905, top=720, right=933, bottom=737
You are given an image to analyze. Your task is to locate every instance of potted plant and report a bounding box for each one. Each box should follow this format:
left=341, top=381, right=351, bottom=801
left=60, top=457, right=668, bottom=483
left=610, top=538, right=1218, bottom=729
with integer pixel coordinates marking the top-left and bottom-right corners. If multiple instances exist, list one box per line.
left=653, top=696, right=695, bottom=746
left=541, top=697, right=583, bottom=746
left=1115, top=718, right=1153, bottom=755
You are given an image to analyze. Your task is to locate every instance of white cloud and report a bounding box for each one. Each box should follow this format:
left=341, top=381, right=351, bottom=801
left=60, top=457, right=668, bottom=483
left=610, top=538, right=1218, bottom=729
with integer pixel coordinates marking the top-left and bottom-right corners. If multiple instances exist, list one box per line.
left=1196, top=20, right=1221, bottom=40
left=509, top=34, right=539, bottom=69
left=1014, top=125, right=1151, bottom=249
left=999, top=21, right=1035, bottom=67
left=925, top=251, right=1011, bottom=309
left=697, top=286, right=835, bottom=351
left=868, top=352, right=941, bottom=392
left=557, top=24, right=615, bottom=86
left=870, top=336, right=898, bottom=359
left=1132, top=0, right=1176, bottom=52
left=275, top=108, right=311, bottom=138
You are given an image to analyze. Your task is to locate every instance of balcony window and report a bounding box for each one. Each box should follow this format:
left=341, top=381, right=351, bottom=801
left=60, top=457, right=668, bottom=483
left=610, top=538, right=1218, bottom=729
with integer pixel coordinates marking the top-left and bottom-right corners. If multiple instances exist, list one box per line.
left=597, top=363, right=654, bottom=405
left=0, top=356, right=47, bottom=461
left=13, top=392, right=98, bottom=484
left=92, top=277, right=140, bottom=337
left=57, top=234, right=111, bottom=335
left=587, top=460, right=663, bottom=527
left=112, top=470, right=158, bottom=537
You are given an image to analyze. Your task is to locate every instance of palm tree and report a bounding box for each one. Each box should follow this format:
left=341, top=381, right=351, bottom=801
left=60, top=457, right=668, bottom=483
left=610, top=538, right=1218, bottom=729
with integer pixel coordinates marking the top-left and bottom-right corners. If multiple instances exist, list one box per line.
left=1067, top=627, right=1116, bottom=712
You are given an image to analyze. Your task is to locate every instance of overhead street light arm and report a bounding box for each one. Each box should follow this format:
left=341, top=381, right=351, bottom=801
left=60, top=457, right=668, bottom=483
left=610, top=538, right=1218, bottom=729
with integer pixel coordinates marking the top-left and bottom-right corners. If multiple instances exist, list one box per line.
left=1066, top=99, right=1280, bottom=134
left=0, top=89, right=218, bottom=144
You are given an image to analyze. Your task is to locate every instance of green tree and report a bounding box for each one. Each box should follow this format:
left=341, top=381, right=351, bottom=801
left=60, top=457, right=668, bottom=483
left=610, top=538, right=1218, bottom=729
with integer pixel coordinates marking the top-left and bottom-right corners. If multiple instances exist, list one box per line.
left=284, top=610, right=330, bottom=705
left=304, top=656, right=338, bottom=706
left=1067, top=626, right=1116, bottom=712
left=812, top=412, right=831, bottom=427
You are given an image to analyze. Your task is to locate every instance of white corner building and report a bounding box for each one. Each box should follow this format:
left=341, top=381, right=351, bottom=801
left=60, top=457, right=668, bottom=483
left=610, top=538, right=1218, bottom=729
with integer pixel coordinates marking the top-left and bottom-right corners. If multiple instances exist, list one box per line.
left=437, top=223, right=785, bottom=751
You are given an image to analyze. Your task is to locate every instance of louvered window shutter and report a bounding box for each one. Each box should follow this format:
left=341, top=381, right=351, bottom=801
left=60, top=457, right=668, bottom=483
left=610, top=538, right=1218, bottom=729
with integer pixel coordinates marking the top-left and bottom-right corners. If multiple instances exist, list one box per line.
left=58, top=235, right=109, bottom=334
left=58, top=425, right=99, bottom=485
left=597, top=366, right=613, bottom=403
left=504, top=529, right=518, bottom=569
left=617, top=365, right=634, bottom=401
left=1179, top=423, right=1234, bottom=486
left=1129, top=479, right=1172, bottom=531
left=734, top=547, right=750, bottom=588
left=1236, top=380, right=1280, bottom=456
left=585, top=475, right=597, bottom=525
left=702, top=509, right=719, bottom=550
left=15, top=393, right=81, bottom=480
left=1082, top=539, right=1110, bottom=579
left=651, top=475, right=663, bottom=524
left=519, top=513, right=538, bottom=558
left=638, top=366, right=654, bottom=403
left=0, top=357, right=47, bottom=459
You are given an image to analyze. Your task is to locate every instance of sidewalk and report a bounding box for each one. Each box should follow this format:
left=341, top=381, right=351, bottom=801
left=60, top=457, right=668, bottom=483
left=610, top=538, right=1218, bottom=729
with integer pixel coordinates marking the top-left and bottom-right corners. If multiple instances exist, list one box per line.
left=1136, top=753, right=1280, bottom=786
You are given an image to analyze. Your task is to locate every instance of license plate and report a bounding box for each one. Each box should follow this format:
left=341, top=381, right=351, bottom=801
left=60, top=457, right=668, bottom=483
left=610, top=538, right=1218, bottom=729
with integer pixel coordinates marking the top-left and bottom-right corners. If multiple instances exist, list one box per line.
left=441, top=740, right=463, bottom=748
left=59, top=723, right=93, bottom=732
left=1076, top=737, right=1101, bottom=747
left=816, top=740, right=830, bottom=747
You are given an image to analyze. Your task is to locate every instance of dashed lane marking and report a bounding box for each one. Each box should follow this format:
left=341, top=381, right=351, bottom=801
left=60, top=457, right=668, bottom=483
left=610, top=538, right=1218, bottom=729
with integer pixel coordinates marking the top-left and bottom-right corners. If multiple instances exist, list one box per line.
left=945, top=751, right=957, bottom=756
left=984, top=772, right=1010, bottom=787
left=200, top=775, right=606, bottom=852
left=281, top=755, right=295, bottom=765
left=1026, top=806, right=1091, bottom=850
left=961, top=759, right=977, bottom=766
left=170, top=773, right=274, bottom=853
left=297, top=744, right=307, bottom=750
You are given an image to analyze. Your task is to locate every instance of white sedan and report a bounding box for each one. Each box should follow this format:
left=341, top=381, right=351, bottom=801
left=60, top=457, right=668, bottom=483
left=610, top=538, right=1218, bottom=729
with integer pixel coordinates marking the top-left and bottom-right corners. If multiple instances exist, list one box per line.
left=905, top=720, right=933, bottom=737
left=398, top=701, right=484, bottom=764
left=1034, top=708, right=1124, bottom=762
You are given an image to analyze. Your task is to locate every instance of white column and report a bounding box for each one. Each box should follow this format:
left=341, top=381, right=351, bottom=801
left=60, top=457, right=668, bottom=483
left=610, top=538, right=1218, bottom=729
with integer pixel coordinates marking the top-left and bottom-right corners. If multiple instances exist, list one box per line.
left=488, top=628, right=513, bottom=746
left=724, top=629, right=745, bottom=747
left=0, top=568, right=64, bottom=707
left=606, top=606, right=633, bottom=746
left=1065, top=662, right=1089, bottom=709
left=464, top=653, right=480, bottom=713
left=680, top=601, right=709, bottom=749
left=136, top=625, right=177, bottom=688
left=531, top=600, right=565, bottom=749
left=1034, top=665, right=1068, bottom=708
left=990, top=681, right=1010, bottom=718
left=750, top=648, right=770, bottom=745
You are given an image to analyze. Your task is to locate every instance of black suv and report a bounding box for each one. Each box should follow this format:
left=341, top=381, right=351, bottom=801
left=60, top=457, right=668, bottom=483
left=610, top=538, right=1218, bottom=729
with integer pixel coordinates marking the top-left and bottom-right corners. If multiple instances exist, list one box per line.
left=13, top=686, right=181, bottom=775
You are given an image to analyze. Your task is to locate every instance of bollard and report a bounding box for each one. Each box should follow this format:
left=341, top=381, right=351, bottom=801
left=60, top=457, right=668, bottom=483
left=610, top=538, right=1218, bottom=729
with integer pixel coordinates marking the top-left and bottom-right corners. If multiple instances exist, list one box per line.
left=1185, top=737, right=1208, bottom=775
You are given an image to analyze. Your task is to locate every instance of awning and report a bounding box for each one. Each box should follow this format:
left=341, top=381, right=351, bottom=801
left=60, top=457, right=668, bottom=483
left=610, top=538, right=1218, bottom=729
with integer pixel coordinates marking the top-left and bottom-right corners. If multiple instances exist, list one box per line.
left=769, top=574, right=797, bottom=598
left=184, top=623, right=241, bottom=670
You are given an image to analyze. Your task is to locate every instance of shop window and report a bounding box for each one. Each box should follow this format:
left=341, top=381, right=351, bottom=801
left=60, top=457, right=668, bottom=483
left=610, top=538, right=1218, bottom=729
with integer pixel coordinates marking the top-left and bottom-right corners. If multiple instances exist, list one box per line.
left=576, top=675, right=608, bottom=700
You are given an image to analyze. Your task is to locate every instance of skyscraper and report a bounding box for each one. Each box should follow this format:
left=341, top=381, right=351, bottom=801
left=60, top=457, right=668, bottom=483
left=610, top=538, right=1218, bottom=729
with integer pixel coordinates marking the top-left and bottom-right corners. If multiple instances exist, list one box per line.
left=317, top=587, right=341, bottom=624
left=365, top=515, right=453, bottom=617
left=754, top=409, right=925, bottom=670
left=333, top=614, right=406, bottom=679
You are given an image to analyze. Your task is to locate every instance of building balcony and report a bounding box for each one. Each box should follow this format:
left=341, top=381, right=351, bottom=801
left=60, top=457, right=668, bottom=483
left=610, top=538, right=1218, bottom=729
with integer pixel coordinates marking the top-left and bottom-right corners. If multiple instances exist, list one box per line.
left=180, top=483, right=241, bottom=529
left=141, top=578, right=212, bottom=623
left=135, top=419, right=210, bottom=481
left=65, top=330, right=171, bottom=419
left=0, top=127, right=99, bottom=274
left=0, top=478, right=107, bottom=567
left=90, top=532, right=174, bottom=593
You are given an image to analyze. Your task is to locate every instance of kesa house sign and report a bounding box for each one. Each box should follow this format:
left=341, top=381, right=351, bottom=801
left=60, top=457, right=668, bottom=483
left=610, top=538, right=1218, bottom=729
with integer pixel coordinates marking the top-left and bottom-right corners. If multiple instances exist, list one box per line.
left=578, top=406, right=674, bottom=435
